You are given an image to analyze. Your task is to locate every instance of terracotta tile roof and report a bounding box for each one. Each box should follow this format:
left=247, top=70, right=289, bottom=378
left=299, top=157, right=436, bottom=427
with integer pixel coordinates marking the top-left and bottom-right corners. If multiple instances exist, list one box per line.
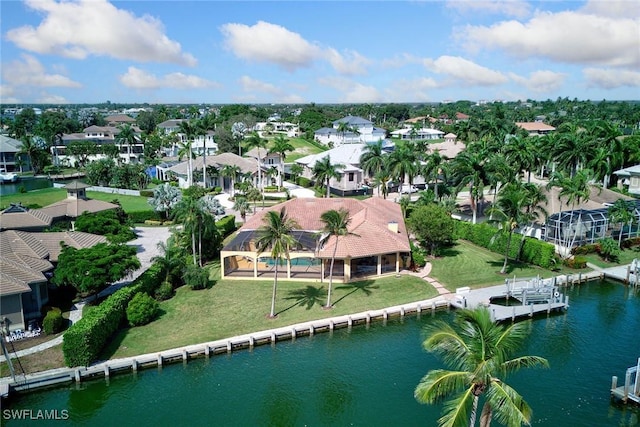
left=239, top=197, right=410, bottom=259
left=515, top=122, right=556, bottom=132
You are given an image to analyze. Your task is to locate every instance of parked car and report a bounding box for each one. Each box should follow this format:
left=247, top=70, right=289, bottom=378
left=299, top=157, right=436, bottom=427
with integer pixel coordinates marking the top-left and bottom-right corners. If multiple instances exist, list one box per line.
left=399, top=184, right=418, bottom=194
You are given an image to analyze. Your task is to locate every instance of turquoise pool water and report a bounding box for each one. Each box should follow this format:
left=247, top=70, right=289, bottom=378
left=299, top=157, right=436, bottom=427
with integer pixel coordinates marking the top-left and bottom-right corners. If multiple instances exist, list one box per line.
left=262, top=257, right=321, bottom=267
left=3, top=280, right=639, bottom=426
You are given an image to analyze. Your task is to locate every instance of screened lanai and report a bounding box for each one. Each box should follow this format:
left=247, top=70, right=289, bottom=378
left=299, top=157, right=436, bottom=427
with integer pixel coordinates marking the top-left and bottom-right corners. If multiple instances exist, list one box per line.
left=544, top=200, right=640, bottom=247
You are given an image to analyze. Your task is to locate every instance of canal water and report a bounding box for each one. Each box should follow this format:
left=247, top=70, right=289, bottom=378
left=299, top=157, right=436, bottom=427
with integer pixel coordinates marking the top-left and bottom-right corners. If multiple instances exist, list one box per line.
left=4, top=281, right=639, bottom=426
left=0, top=178, right=52, bottom=197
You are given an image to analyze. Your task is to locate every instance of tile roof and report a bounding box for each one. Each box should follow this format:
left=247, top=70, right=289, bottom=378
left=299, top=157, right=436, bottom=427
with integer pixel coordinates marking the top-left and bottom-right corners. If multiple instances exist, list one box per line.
left=515, top=122, right=556, bottom=131
left=37, top=198, right=119, bottom=219
left=0, top=205, right=53, bottom=231
left=238, top=197, right=410, bottom=258
left=0, top=135, right=22, bottom=153
left=540, top=185, right=633, bottom=215
left=295, top=144, right=366, bottom=168
left=169, top=152, right=258, bottom=175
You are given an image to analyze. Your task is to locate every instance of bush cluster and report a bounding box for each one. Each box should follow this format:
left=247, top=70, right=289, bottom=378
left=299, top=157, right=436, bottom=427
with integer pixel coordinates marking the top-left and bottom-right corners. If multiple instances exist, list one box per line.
left=297, top=177, right=313, bottom=188
left=563, top=256, right=587, bottom=269
left=453, top=221, right=557, bottom=269
left=62, top=263, right=163, bottom=367
left=139, top=189, right=155, bottom=198
left=572, top=243, right=601, bottom=255
left=42, top=308, right=65, bottom=335
left=126, top=293, right=160, bottom=326
left=216, top=215, right=237, bottom=238
left=128, top=210, right=162, bottom=224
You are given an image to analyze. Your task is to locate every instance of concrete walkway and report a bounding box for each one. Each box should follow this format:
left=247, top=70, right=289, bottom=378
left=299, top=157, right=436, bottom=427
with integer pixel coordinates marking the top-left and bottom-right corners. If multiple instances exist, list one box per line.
left=1, top=226, right=172, bottom=362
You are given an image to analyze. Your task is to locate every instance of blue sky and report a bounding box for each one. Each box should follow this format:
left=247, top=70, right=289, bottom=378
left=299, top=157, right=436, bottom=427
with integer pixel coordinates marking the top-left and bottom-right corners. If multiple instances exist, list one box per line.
left=1, top=0, right=638, bottom=104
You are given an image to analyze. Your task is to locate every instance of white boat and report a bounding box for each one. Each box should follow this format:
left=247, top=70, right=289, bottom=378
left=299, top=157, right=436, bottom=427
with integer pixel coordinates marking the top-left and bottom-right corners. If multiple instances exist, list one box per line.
left=0, top=168, right=19, bottom=183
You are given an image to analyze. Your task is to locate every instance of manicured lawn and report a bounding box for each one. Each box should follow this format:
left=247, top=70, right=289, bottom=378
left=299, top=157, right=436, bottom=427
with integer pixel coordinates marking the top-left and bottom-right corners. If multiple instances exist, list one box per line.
left=429, top=240, right=562, bottom=290
left=103, top=267, right=437, bottom=359
left=0, top=187, right=152, bottom=213
left=581, top=246, right=640, bottom=268
left=0, top=187, right=66, bottom=209
left=86, top=191, right=152, bottom=212
left=277, top=137, right=326, bottom=162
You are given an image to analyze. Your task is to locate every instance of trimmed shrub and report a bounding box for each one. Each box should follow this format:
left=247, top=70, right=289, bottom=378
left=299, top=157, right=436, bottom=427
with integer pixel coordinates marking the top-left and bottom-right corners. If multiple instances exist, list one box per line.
left=62, top=263, right=164, bottom=367
left=572, top=243, right=601, bottom=255
left=126, top=292, right=160, bottom=326
left=298, top=177, right=313, bottom=188
left=154, top=281, right=174, bottom=301
left=139, top=189, right=154, bottom=198
left=43, top=308, right=65, bottom=335
left=184, top=265, right=211, bottom=290
left=216, top=215, right=237, bottom=238
left=564, top=256, right=587, bottom=269
left=598, top=238, right=621, bottom=262
left=144, top=220, right=163, bottom=226
left=129, top=210, right=162, bottom=224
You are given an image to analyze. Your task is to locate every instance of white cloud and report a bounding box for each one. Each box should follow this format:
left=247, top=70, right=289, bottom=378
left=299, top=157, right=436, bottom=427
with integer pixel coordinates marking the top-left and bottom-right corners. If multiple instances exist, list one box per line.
left=580, top=0, right=634, bottom=18
left=460, top=10, right=640, bottom=67
left=508, top=70, right=567, bottom=93
left=446, top=0, right=531, bottom=19
left=324, top=48, right=371, bottom=75
left=2, top=54, right=82, bottom=87
left=381, top=53, right=422, bottom=68
left=0, top=85, right=20, bottom=104
left=221, top=21, right=321, bottom=71
left=119, top=67, right=217, bottom=89
left=317, top=76, right=381, bottom=103
left=238, top=76, right=280, bottom=95
left=424, top=56, right=508, bottom=86
left=36, top=93, right=70, bottom=104
left=220, top=21, right=370, bottom=75
left=6, top=0, right=196, bottom=66
left=583, top=68, right=640, bottom=89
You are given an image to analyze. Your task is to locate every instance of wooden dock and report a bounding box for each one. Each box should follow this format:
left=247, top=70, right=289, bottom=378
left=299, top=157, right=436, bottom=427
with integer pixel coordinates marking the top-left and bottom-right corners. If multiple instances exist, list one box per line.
left=600, top=263, right=639, bottom=287
left=611, top=358, right=640, bottom=405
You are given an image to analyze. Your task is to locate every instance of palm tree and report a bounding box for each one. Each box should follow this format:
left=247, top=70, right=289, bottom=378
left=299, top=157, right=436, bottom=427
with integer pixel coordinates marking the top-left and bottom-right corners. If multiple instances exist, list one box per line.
left=233, top=197, right=250, bottom=223
left=502, top=134, right=536, bottom=182
left=171, top=197, right=201, bottom=265
left=486, top=183, right=530, bottom=274
left=289, top=163, right=304, bottom=185
left=255, top=208, right=300, bottom=318
left=148, top=182, right=182, bottom=220
left=270, top=134, right=294, bottom=188
left=18, top=136, right=44, bottom=174
left=359, top=139, right=386, bottom=181
left=312, top=156, right=343, bottom=198
left=450, top=150, right=489, bottom=224
left=516, top=182, right=548, bottom=261
left=608, top=199, right=635, bottom=247
left=151, top=238, right=186, bottom=285
left=549, top=169, right=594, bottom=252
left=422, top=150, right=447, bottom=200
left=220, top=164, right=241, bottom=197
left=388, top=141, right=418, bottom=197
left=415, top=307, right=549, bottom=427
left=245, top=131, right=268, bottom=191
left=116, top=123, right=137, bottom=164
left=318, top=208, right=357, bottom=308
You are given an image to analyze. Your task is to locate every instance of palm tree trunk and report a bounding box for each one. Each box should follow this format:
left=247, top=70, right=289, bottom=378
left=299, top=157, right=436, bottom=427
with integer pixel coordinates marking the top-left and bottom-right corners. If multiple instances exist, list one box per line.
left=198, top=226, right=203, bottom=267
left=270, top=262, right=279, bottom=318
left=469, top=395, right=480, bottom=427
left=501, top=231, right=513, bottom=274
left=325, top=243, right=338, bottom=308
left=326, top=178, right=331, bottom=198
left=203, top=146, right=207, bottom=188
left=191, top=230, right=197, bottom=265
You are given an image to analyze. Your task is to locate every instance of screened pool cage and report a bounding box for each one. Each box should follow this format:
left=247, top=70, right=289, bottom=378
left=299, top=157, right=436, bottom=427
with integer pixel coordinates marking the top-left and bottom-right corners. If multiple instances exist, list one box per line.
left=544, top=200, right=640, bottom=248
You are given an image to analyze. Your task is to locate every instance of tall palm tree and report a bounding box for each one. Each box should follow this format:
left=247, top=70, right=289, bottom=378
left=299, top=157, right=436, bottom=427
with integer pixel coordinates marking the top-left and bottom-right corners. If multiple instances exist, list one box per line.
left=516, top=182, right=548, bottom=261
left=178, top=120, right=201, bottom=187
left=289, top=163, right=304, bottom=185
left=415, top=307, right=549, bottom=427
left=486, top=183, right=529, bottom=274
left=312, top=156, right=343, bottom=198
left=371, top=164, right=393, bottom=199
left=502, top=134, right=536, bottom=183
left=550, top=169, right=594, bottom=252
left=245, top=131, right=268, bottom=191
left=255, top=208, right=300, bottom=318
left=233, top=197, right=250, bottom=223
left=116, top=123, right=137, bottom=164
left=220, top=164, right=241, bottom=197
left=270, top=134, right=294, bottom=188
left=359, top=139, right=386, bottom=182
left=450, top=150, right=489, bottom=224
left=422, top=150, right=447, bottom=200
left=388, top=141, right=418, bottom=197
left=171, top=196, right=200, bottom=265
left=608, top=199, right=636, bottom=247
left=319, top=208, right=357, bottom=308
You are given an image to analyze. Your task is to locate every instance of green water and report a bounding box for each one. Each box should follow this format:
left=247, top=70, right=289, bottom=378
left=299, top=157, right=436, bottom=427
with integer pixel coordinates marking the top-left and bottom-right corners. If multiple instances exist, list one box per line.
left=3, top=281, right=639, bottom=426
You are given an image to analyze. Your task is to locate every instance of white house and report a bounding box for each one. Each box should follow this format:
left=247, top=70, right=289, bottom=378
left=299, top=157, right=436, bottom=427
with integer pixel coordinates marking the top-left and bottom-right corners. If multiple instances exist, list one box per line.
left=390, top=127, right=444, bottom=140
left=54, top=125, right=145, bottom=165
left=614, top=165, right=640, bottom=196
left=314, top=116, right=387, bottom=147
left=156, top=119, right=217, bottom=157
left=296, top=144, right=369, bottom=196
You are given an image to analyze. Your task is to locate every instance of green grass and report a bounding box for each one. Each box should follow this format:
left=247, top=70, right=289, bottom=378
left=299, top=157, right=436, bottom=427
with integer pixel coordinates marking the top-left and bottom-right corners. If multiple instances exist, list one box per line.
left=0, top=187, right=152, bottom=213
left=430, top=240, right=561, bottom=290
left=103, top=265, right=437, bottom=359
left=276, top=137, right=327, bottom=162
left=581, top=246, right=640, bottom=268
left=0, top=187, right=66, bottom=209
left=86, top=191, right=152, bottom=212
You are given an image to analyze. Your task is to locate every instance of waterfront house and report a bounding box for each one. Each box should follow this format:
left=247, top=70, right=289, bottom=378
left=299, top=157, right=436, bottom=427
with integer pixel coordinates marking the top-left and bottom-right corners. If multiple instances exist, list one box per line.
left=0, top=230, right=107, bottom=332
left=0, top=135, right=29, bottom=173
left=164, top=152, right=258, bottom=190
left=314, top=116, right=387, bottom=147
left=220, top=197, right=411, bottom=282
left=613, top=165, right=640, bottom=196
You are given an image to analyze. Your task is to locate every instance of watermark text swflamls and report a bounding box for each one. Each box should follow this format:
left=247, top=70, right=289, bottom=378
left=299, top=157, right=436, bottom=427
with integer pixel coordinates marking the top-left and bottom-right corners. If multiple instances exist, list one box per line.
left=2, top=409, right=69, bottom=421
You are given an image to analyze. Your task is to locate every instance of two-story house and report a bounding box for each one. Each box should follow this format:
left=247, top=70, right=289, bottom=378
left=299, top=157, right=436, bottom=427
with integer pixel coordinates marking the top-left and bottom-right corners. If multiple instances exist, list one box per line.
left=314, top=116, right=387, bottom=147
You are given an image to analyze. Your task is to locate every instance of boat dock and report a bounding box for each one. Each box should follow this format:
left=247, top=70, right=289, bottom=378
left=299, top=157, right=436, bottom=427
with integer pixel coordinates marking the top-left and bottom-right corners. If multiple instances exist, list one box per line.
left=450, top=275, right=572, bottom=322
left=597, top=262, right=639, bottom=287
left=611, top=358, right=640, bottom=405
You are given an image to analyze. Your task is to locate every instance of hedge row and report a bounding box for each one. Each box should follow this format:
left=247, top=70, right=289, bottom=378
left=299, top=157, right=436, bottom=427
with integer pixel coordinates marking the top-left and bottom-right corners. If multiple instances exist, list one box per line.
left=454, top=221, right=556, bottom=269
left=128, top=210, right=162, bottom=224
left=216, top=215, right=237, bottom=238
left=62, top=263, right=164, bottom=367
